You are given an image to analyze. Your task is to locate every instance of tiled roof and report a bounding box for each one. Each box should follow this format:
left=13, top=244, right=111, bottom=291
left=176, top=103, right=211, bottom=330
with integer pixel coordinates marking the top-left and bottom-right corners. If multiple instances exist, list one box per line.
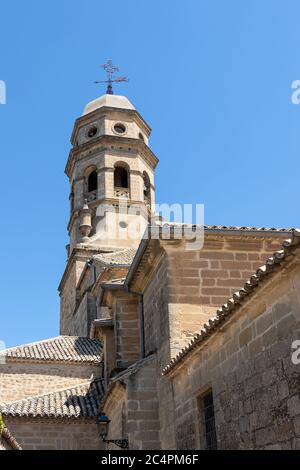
left=154, top=222, right=293, bottom=233
left=93, top=248, right=137, bottom=267
left=162, top=229, right=300, bottom=376
left=101, top=278, right=126, bottom=287
left=0, top=336, right=102, bottom=364
left=0, top=379, right=104, bottom=419
left=1, top=427, right=22, bottom=450
left=204, top=225, right=293, bottom=232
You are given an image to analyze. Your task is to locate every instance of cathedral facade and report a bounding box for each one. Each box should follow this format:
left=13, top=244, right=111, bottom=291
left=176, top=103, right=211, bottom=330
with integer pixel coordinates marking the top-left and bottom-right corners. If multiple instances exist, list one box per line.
left=0, top=92, right=300, bottom=450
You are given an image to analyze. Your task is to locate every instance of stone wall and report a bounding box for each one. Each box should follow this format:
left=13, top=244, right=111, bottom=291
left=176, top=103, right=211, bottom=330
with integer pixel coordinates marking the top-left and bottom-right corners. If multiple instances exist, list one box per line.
left=142, top=250, right=176, bottom=448
left=164, top=260, right=300, bottom=450
left=102, top=356, right=161, bottom=450
left=143, top=252, right=170, bottom=367
left=143, top=236, right=284, bottom=364
left=0, top=361, right=100, bottom=402
left=71, top=293, right=97, bottom=337
left=72, top=293, right=88, bottom=336
left=167, top=234, right=282, bottom=309
left=126, top=356, right=161, bottom=450
left=60, top=258, right=86, bottom=335
left=114, top=294, right=140, bottom=368
left=5, top=417, right=103, bottom=450
left=132, top=234, right=287, bottom=450
left=102, top=382, right=127, bottom=450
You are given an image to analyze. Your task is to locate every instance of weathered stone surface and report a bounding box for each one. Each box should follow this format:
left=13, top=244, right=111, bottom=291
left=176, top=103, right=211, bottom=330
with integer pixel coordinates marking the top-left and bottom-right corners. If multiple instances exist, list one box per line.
left=5, top=418, right=102, bottom=450
left=164, top=258, right=300, bottom=449
left=0, top=361, right=100, bottom=402
left=4, top=88, right=299, bottom=452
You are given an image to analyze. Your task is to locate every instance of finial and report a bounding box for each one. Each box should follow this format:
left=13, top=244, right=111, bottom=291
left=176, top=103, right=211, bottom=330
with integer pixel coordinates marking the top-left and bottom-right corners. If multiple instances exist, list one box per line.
left=94, top=59, right=129, bottom=95
left=80, top=200, right=92, bottom=242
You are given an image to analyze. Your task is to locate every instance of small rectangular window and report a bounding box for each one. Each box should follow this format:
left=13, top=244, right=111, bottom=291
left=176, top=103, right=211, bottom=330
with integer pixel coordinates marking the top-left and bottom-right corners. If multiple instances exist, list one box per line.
left=198, top=389, right=217, bottom=450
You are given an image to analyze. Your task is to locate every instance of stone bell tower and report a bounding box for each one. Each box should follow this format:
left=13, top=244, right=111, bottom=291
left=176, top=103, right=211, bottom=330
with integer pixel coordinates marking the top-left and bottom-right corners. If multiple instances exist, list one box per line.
left=59, top=88, right=159, bottom=335
left=66, top=93, right=158, bottom=252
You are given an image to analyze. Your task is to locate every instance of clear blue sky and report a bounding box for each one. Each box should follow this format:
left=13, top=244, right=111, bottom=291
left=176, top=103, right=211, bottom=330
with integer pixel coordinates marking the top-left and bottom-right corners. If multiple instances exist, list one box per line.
left=0, top=0, right=299, bottom=348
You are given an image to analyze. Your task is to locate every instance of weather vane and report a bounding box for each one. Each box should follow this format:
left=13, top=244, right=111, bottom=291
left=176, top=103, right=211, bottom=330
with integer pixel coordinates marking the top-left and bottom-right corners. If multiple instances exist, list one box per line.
left=94, top=59, right=128, bottom=95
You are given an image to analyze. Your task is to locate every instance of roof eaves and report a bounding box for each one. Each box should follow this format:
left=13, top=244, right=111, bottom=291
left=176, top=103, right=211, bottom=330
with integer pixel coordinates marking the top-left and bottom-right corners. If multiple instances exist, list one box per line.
left=0, top=379, right=104, bottom=419
left=0, top=336, right=102, bottom=364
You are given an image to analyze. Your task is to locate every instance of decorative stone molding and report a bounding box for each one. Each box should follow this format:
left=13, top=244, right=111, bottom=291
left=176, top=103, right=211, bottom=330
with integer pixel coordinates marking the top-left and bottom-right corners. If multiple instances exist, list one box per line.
left=114, top=187, right=129, bottom=199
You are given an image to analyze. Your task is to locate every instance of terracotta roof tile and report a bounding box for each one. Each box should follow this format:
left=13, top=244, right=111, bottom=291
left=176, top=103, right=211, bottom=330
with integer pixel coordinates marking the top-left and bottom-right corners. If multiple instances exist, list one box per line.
left=0, top=379, right=104, bottom=419
left=0, top=336, right=102, bottom=364
left=93, top=248, right=136, bottom=267
left=162, top=229, right=300, bottom=375
left=155, top=223, right=293, bottom=233
left=203, top=225, right=293, bottom=232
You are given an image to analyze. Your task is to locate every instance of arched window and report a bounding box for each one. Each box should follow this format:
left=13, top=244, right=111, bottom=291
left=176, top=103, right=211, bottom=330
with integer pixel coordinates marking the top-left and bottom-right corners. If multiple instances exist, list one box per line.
left=70, top=182, right=75, bottom=212
left=114, top=165, right=129, bottom=198
left=114, top=166, right=129, bottom=189
left=88, top=170, right=97, bottom=193
left=143, top=172, right=151, bottom=202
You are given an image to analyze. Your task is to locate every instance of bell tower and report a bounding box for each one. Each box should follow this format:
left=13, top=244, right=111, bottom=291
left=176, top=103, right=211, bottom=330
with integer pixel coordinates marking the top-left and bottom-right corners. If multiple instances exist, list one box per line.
left=59, top=89, right=159, bottom=335
left=66, top=93, right=158, bottom=252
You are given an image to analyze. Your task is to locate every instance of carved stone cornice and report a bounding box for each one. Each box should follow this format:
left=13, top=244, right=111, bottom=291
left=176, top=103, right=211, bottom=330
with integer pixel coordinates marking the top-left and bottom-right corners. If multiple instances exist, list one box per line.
left=65, top=135, right=158, bottom=178
left=67, top=199, right=151, bottom=233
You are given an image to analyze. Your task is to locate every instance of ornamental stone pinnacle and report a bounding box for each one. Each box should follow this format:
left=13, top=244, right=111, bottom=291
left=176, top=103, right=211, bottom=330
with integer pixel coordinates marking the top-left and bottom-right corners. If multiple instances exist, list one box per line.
left=79, top=200, right=92, bottom=242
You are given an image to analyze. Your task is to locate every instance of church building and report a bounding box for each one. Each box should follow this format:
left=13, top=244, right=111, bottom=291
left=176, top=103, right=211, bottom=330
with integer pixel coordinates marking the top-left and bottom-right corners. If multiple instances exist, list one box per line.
left=0, top=86, right=299, bottom=450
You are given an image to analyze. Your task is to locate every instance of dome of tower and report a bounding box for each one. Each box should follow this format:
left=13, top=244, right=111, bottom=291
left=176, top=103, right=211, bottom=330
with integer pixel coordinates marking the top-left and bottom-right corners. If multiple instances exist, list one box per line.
left=82, top=94, right=136, bottom=116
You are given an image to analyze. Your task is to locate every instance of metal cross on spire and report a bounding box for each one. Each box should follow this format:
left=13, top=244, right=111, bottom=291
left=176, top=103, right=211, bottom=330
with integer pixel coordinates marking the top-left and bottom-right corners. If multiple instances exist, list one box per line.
left=94, top=59, right=128, bottom=95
